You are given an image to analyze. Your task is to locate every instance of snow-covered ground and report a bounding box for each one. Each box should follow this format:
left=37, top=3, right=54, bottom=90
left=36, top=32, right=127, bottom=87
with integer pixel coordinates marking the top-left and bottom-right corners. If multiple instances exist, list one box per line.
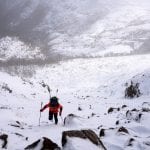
left=0, top=54, right=150, bottom=149
left=0, top=37, right=45, bottom=62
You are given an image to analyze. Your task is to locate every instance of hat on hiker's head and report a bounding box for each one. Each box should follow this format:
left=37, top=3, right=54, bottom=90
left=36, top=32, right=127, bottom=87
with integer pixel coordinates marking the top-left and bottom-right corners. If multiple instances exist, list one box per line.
left=50, top=96, right=58, bottom=101
left=50, top=96, right=59, bottom=106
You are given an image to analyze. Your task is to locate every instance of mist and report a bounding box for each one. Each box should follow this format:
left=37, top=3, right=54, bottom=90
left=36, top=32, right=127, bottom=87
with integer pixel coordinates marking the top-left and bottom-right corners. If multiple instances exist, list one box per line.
left=0, top=0, right=150, bottom=64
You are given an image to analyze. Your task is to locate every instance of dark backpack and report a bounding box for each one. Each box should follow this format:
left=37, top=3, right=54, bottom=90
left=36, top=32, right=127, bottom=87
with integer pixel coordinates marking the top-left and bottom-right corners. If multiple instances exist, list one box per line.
left=50, top=96, right=59, bottom=107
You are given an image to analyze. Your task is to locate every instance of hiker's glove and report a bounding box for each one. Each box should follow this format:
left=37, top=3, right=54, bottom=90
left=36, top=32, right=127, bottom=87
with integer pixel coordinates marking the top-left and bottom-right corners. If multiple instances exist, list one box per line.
left=40, top=109, right=43, bottom=112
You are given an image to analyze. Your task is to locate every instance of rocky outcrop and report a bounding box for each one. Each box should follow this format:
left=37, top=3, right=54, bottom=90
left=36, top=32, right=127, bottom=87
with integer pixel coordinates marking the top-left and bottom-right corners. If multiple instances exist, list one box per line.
left=99, top=129, right=105, bottom=137
left=1, top=83, right=12, bottom=93
left=107, top=107, right=120, bottom=114
left=118, top=127, right=129, bottom=134
left=25, top=137, right=61, bottom=150
left=125, top=81, right=141, bottom=98
left=0, top=134, right=8, bottom=149
left=126, top=110, right=142, bottom=123
left=62, top=129, right=106, bottom=150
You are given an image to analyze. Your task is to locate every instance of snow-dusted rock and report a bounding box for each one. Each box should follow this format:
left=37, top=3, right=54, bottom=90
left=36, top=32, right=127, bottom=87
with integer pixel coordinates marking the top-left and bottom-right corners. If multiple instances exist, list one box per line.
left=62, top=130, right=106, bottom=150
left=63, top=114, right=84, bottom=127
left=0, top=134, right=8, bottom=149
left=25, top=137, right=61, bottom=150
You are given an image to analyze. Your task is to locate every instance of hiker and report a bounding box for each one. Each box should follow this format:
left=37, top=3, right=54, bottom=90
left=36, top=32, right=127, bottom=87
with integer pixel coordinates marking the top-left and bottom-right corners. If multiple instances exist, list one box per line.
left=40, top=96, right=63, bottom=124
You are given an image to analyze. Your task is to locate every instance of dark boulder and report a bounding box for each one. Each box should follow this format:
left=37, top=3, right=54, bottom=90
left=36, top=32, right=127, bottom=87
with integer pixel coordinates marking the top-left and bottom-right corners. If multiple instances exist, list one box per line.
left=25, top=139, right=40, bottom=149
left=122, top=105, right=127, bottom=109
left=115, top=120, right=119, bottom=125
left=0, top=134, right=8, bottom=149
left=142, top=102, right=150, bottom=112
left=126, top=110, right=142, bottom=122
left=125, top=81, right=141, bottom=98
left=25, top=137, right=61, bottom=150
left=42, top=137, right=61, bottom=150
left=62, top=129, right=106, bottom=150
left=127, top=138, right=135, bottom=146
left=99, top=129, right=105, bottom=137
left=118, top=127, right=129, bottom=134
left=107, top=107, right=114, bottom=113
left=63, top=113, right=81, bottom=126
left=108, top=107, right=120, bottom=114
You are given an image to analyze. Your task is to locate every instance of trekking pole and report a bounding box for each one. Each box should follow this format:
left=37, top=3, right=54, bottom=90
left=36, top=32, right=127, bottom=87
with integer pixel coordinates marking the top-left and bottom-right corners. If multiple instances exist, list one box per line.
left=39, top=102, right=43, bottom=126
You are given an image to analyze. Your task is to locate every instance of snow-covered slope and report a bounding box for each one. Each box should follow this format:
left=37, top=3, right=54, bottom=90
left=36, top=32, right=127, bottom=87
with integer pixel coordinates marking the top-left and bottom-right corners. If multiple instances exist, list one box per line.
left=0, top=0, right=150, bottom=62
left=0, top=37, right=45, bottom=62
left=0, top=54, right=150, bottom=149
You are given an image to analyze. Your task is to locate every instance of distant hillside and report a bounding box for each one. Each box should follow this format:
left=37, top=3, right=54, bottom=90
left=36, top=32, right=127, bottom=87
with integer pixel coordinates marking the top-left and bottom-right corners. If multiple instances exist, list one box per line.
left=0, top=0, right=150, bottom=64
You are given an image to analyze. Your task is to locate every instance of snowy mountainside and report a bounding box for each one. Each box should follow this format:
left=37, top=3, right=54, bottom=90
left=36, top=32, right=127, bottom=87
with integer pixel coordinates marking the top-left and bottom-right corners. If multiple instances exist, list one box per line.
left=0, top=54, right=150, bottom=149
left=0, top=37, right=45, bottom=62
left=0, top=0, right=150, bottom=63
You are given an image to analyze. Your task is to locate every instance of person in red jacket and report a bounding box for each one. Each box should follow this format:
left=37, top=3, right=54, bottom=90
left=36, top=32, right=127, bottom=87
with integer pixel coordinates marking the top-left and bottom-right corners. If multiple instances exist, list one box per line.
left=40, top=96, right=63, bottom=125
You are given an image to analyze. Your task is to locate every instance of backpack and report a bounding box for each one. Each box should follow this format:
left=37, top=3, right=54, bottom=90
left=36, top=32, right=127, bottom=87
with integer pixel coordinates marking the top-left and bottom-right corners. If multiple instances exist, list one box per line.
left=50, top=96, right=59, bottom=107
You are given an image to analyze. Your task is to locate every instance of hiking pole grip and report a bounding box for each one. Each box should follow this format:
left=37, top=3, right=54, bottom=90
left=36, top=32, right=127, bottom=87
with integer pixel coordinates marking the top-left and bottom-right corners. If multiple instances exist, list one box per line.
left=39, top=102, right=43, bottom=126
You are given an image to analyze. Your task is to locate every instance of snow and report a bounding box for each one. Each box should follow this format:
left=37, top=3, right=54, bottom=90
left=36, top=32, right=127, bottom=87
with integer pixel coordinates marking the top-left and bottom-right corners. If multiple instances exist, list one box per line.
left=0, top=0, right=150, bottom=59
left=63, top=137, right=102, bottom=150
left=0, top=1, right=150, bottom=149
left=0, top=54, right=150, bottom=149
left=50, top=0, right=150, bottom=57
left=0, top=37, right=45, bottom=62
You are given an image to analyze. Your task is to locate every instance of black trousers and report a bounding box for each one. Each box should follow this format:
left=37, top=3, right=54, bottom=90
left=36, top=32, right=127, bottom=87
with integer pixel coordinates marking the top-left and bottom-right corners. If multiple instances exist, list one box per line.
left=49, top=111, right=58, bottom=124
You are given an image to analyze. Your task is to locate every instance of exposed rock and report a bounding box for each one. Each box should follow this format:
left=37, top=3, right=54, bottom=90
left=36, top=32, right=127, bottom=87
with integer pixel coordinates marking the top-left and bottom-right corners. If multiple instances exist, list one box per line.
left=107, top=107, right=114, bottom=113
left=0, top=105, right=11, bottom=110
left=40, top=81, right=47, bottom=88
left=126, top=110, right=131, bottom=117
left=63, top=113, right=81, bottom=126
left=122, top=105, right=127, bottom=109
left=62, top=130, right=86, bottom=146
left=1, top=83, right=12, bottom=93
left=125, top=81, right=141, bottom=98
left=118, top=127, right=129, bottom=134
left=131, top=108, right=138, bottom=112
left=14, top=132, right=24, bottom=137
left=25, top=139, right=40, bottom=149
left=0, top=134, right=8, bottom=149
left=91, top=113, right=96, bottom=117
left=25, top=137, right=61, bottom=150
left=109, top=127, right=115, bottom=130
left=82, top=130, right=102, bottom=146
left=42, top=137, right=61, bottom=150
left=142, top=102, right=150, bottom=112
left=127, top=138, right=135, bottom=146
left=144, top=141, right=150, bottom=146
left=97, top=125, right=103, bottom=130
left=117, top=108, right=120, bottom=111
left=142, top=108, right=150, bottom=112
left=126, top=110, right=142, bottom=122
left=108, top=107, right=120, bottom=114
left=99, top=129, right=105, bottom=137
left=136, top=113, right=142, bottom=122
left=116, top=120, right=119, bottom=125
left=62, top=129, right=106, bottom=150
left=78, top=106, right=82, bottom=111
left=9, top=123, right=24, bottom=129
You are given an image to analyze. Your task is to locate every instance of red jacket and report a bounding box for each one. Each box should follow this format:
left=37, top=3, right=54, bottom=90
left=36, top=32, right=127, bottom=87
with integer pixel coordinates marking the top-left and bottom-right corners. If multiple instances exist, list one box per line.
left=41, top=102, right=63, bottom=113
